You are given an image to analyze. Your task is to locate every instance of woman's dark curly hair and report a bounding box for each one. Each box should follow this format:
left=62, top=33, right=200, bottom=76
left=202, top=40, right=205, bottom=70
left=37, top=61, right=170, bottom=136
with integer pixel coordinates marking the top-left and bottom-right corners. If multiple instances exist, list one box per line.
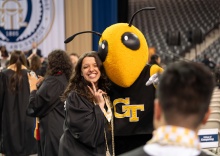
left=62, top=51, right=110, bottom=102
left=46, top=49, right=72, bottom=80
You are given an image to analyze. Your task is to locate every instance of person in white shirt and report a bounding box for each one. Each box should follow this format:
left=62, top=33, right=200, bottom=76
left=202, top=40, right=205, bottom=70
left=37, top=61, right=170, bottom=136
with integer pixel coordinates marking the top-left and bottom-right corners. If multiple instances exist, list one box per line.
left=120, top=61, right=215, bottom=156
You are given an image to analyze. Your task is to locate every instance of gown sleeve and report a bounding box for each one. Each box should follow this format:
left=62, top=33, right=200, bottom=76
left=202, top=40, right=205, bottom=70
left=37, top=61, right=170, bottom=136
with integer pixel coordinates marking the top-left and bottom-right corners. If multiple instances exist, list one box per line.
left=0, top=73, right=4, bottom=144
left=65, top=91, right=106, bottom=148
left=0, top=73, right=5, bottom=123
left=27, top=76, right=64, bottom=117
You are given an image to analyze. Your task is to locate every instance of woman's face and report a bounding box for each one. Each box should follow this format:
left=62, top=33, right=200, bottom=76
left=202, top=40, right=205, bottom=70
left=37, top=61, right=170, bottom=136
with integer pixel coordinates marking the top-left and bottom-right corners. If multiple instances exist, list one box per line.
left=81, top=57, right=101, bottom=85
left=156, top=57, right=161, bottom=65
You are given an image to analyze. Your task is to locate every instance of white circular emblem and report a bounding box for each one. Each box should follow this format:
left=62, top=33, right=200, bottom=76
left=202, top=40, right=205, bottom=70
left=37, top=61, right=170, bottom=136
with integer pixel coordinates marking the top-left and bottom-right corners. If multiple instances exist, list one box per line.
left=0, top=0, right=55, bottom=51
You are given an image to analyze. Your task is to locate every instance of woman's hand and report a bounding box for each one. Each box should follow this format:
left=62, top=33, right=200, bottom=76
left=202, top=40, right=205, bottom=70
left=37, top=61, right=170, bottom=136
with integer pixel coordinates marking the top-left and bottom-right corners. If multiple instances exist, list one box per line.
left=27, top=72, right=42, bottom=91
left=87, top=82, right=106, bottom=109
left=36, top=76, right=44, bottom=87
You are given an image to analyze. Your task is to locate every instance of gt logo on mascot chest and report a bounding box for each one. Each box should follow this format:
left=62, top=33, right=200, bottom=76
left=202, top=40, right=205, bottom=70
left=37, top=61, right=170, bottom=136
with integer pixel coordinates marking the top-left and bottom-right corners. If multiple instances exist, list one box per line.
left=113, top=98, right=144, bottom=122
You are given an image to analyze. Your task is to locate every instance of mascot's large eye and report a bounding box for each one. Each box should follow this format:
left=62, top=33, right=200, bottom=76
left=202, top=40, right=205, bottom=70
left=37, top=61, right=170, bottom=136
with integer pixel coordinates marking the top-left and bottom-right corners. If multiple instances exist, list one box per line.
left=121, top=32, right=140, bottom=50
left=98, top=40, right=108, bottom=62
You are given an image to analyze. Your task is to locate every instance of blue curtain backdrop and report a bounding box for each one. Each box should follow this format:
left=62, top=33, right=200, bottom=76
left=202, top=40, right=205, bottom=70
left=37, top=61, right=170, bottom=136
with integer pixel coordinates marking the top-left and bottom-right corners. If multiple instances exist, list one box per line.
left=92, top=0, right=118, bottom=51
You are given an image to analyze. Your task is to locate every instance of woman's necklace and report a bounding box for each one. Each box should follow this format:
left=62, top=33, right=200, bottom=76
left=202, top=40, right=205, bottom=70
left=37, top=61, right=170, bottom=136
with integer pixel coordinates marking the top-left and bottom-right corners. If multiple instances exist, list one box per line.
left=103, top=95, right=115, bottom=156
left=103, top=95, right=112, bottom=123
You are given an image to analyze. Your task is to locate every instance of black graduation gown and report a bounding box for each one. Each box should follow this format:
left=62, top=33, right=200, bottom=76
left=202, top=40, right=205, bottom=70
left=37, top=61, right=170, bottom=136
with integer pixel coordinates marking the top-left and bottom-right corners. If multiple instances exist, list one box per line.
left=27, top=74, right=67, bottom=156
left=0, top=69, right=37, bottom=156
left=0, top=72, right=4, bottom=153
left=59, top=91, right=112, bottom=156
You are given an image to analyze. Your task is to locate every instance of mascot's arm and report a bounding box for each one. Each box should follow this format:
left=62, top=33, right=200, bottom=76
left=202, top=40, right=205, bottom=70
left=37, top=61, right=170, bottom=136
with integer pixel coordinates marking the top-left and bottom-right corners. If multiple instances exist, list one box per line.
left=150, top=64, right=164, bottom=76
left=146, top=64, right=164, bottom=87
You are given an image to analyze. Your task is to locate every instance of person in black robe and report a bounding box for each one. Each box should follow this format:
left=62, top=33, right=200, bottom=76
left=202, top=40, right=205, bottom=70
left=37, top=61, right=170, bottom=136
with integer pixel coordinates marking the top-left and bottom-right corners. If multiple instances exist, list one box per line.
left=0, top=51, right=37, bottom=156
left=26, top=49, right=73, bottom=156
left=59, top=52, right=114, bottom=156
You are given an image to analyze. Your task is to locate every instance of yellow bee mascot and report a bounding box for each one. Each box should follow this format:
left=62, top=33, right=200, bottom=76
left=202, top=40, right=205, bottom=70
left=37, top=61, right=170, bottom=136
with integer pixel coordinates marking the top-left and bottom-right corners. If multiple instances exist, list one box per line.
left=97, top=7, right=163, bottom=155
left=64, top=7, right=163, bottom=155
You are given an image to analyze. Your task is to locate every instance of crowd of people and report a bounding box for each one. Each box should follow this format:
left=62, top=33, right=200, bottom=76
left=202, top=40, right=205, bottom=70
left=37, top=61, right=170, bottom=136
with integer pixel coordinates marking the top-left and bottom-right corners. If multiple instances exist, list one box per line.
left=0, top=44, right=78, bottom=156
left=0, top=42, right=218, bottom=156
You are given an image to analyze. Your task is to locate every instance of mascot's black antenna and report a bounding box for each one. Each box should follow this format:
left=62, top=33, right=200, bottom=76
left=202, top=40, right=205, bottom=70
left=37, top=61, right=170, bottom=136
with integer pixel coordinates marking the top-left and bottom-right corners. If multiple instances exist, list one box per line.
left=64, top=31, right=102, bottom=43
left=128, top=7, right=156, bottom=27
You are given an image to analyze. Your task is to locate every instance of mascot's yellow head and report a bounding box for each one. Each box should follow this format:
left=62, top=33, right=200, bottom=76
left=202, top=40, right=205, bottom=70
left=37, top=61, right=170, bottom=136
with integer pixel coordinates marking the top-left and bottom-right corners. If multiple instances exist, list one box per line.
left=97, top=7, right=155, bottom=87
left=98, top=23, right=148, bottom=87
left=64, top=7, right=155, bottom=88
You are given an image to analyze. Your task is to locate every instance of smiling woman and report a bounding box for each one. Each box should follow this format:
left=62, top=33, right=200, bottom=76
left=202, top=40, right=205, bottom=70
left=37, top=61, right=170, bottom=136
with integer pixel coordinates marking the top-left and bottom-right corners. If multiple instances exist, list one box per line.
left=59, top=51, right=114, bottom=156
left=81, top=57, right=101, bottom=87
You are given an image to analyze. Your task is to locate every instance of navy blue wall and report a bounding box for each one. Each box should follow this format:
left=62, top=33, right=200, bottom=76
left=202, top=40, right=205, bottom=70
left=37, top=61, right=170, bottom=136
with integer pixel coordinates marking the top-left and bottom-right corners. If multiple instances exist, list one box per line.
left=92, top=0, right=118, bottom=51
